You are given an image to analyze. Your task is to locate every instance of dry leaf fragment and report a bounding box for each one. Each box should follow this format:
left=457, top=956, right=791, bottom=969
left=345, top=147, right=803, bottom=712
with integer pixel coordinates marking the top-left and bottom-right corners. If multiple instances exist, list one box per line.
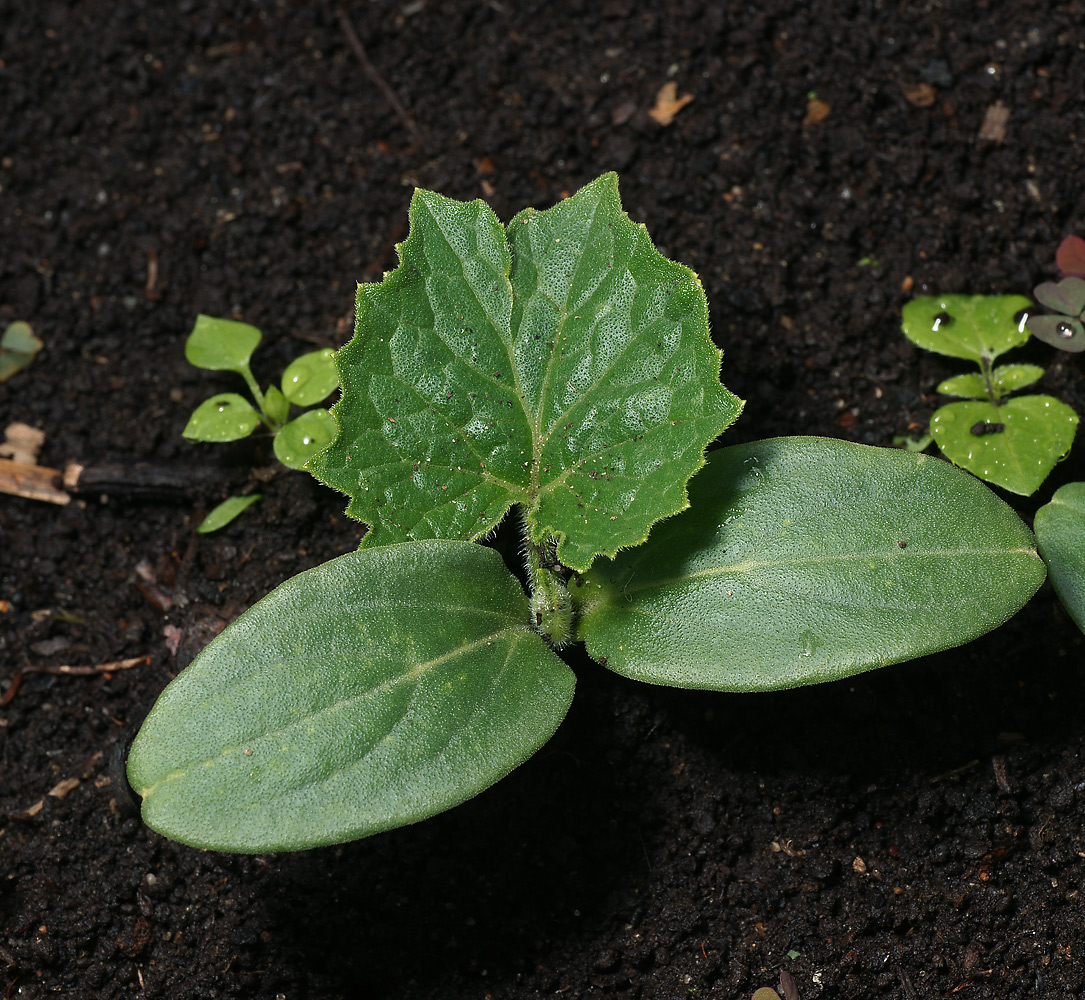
left=649, top=81, right=693, bottom=126
left=903, top=82, right=938, bottom=107
left=978, top=101, right=1010, bottom=143
left=803, top=98, right=831, bottom=125
left=0, top=422, right=46, bottom=465
left=49, top=777, right=80, bottom=800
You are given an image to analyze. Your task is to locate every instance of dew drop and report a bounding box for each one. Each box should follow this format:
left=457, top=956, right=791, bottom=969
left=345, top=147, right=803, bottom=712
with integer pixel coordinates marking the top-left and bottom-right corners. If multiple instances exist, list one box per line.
left=1058, top=322, right=1075, bottom=339
left=931, top=311, right=953, bottom=332
left=302, top=435, right=313, bottom=445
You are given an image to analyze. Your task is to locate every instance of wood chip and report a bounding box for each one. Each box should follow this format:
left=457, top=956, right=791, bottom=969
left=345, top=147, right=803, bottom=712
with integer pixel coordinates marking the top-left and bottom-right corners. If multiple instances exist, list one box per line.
left=978, top=101, right=1010, bottom=143
left=648, top=82, right=693, bottom=126
left=48, top=777, right=80, bottom=800
left=0, top=457, right=69, bottom=505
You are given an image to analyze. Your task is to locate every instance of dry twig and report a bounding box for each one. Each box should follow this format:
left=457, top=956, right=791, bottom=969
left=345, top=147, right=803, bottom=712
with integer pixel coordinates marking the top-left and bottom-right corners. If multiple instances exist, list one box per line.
left=338, top=6, right=424, bottom=146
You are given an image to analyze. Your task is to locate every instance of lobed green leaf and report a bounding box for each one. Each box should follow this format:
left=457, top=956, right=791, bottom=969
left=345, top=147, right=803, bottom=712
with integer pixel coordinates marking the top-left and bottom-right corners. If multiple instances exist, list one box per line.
left=1035, top=482, right=1085, bottom=634
left=185, top=315, right=262, bottom=373
left=309, top=174, right=742, bottom=572
left=901, top=294, right=1032, bottom=362
left=184, top=393, right=261, bottom=442
left=127, top=540, right=575, bottom=852
left=574, top=437, right=1044, bottom=691
left=930, top=396, right=1078, bottom=496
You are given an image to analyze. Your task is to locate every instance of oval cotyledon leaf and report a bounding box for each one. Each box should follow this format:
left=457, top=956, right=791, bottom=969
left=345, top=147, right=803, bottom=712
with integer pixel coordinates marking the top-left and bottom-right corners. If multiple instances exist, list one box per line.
left=574, top=437, right=1045, bottom=691
left=127, top=540, right=575, bottom=852
left=309, top=174, right=742, bottom=573
left=1035, top=482, right=1085, bottom=635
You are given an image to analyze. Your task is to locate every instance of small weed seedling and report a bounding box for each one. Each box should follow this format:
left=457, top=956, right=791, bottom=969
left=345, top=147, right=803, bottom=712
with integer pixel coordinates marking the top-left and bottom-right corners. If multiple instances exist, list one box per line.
left=900, top=294, right=1079, bottom=495
left=1026, top=235, right=1085, bottom=352
left=130, top=175, right=1046, bottom=852
left=0, top=321, right=42, bottom=382
left=183, top=315, right=338, bottom=530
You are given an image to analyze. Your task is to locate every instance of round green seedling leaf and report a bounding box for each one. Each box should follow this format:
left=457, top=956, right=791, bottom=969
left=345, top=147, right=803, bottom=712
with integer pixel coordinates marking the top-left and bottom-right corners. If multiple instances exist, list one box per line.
left=1035, top=482, right=1085, bottom=635
left=309, top=173, right=743, bottom=573
left=184, top=393, right=261, bottom=442
left=930, top=395, right=1078, bottom=496
left=901, top=294, right=1032, bottom=363
left=1026, top=313, right=1085, bottom=353
left=197, top=494, right=264, bottom=533
left=273, top=408, right=336, bottom=470
left=263, top=384, right=290, bottom=426
left=185, top=314, right=263, bottom=373
left=574, top=437, right=1045, bottom=692
left=127, top=540, right=575, bottom=852
left=282, top=347, right=338, bottom=406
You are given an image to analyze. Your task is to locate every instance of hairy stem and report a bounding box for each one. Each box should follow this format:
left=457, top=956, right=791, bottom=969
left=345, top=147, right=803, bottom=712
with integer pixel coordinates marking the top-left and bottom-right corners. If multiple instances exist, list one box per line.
left=523, top=524, right=573, bottom=649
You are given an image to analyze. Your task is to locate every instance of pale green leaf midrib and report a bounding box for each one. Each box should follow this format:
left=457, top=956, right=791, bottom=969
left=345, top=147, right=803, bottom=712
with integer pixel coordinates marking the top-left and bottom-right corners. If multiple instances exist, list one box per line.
left=272, top=630, right=525, bottom=805
left=417, top=198, right=535, bottom=490
left=605, top=546, right=1038, bottom=598
left=137, top=622, right=525, bottom=799
left=526, top=190, right=607, bottom=497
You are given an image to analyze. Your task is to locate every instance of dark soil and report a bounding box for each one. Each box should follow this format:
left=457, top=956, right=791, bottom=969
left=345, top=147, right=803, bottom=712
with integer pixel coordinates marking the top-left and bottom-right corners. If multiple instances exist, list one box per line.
left=3, top=2, right=1085, bottom=997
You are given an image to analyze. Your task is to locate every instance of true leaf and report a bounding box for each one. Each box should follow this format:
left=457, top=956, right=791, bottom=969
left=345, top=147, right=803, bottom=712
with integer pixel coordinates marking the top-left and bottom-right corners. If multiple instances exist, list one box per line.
left=901, top=294, right=1032, bottom=362
left=938, top=364, right=1045, bottom=399
left=309, top=173, right=743, bottom=573
left=263, top=384, right=290, bottom=426
left=197, top=494, right=264, bottom=533
left=0, top=321, right=43, bottom=382
left=1027, top=313, right=1085, bottom=353
left=930, top=396, right=1078, bottom=496
left=184, top=393, right=261, bottom=442
left=282, top=347, right=338, bottom=406
left=936, top=373, right=986, bottom=399
left=274, top=408, right=336, bottom=470
left=127, top=540, right=575, bottom=852
left=1035, top=482, right=1085, bottom=634
left=990, top=363, right=1045, bottom=395
left=185, top=315, right=262, bottom=373
left=574, top=437, right=1044, bottom=691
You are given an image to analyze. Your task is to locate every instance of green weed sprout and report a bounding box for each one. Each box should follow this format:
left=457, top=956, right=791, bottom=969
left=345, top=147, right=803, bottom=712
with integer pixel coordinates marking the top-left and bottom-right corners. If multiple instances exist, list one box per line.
left=129, top=175, right=1045, bottom=853
left=1026, top=235, right=1085, bottom=352
left=900, top=295, right=1078, bottom=495
left=182, top=315, right=338, bottom=530
left=0, top=321, right=43, bottom=382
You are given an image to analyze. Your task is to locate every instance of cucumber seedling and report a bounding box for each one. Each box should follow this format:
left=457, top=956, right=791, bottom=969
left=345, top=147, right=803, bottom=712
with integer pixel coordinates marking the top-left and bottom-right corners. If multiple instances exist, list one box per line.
left=130, top=175, right=1045, bottom=852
